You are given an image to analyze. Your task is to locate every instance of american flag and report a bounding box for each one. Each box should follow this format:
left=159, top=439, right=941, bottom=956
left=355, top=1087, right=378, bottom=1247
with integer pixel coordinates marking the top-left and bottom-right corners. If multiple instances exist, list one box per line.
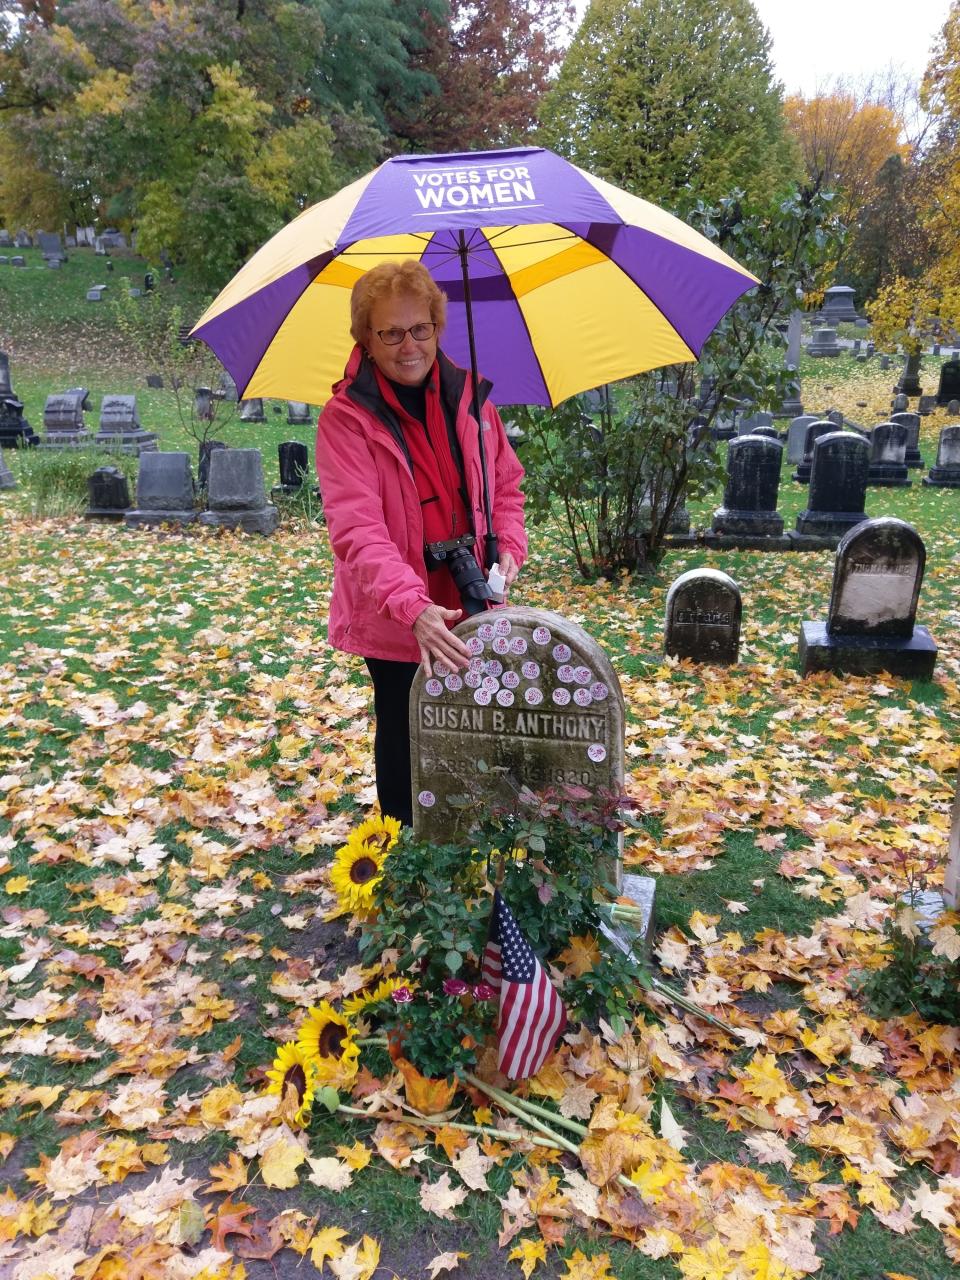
left=481, top=889, right=567, bottom=1081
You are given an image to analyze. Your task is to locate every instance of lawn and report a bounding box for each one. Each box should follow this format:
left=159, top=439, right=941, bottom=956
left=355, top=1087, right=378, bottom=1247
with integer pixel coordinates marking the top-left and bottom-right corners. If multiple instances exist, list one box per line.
left=2, top=251, right=960, bottom=1279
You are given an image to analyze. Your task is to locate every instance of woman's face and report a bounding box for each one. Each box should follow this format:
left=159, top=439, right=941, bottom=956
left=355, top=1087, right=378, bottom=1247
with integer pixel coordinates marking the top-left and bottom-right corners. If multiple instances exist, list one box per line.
left=365, top=291, right=438, bottom=387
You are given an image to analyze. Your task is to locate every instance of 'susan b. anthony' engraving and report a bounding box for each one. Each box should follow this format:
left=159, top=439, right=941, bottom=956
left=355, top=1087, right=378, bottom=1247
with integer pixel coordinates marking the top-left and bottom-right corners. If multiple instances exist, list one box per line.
left=410, top=607, right=625, bottom=881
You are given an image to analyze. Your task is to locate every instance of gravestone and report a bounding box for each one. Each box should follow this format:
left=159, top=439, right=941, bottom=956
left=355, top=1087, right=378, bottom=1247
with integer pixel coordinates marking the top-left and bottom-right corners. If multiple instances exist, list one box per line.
left=793, top=420, right=835, bottom=482
left=85, top=466, right=131, bottom=521
left=737, top=410, right=774, bottom=435
left=10, top=256, right=25, bottom=267
left=880, top=355, right=891, bottom=371
left=0, top=257, right=7, bottom=266
left=410, top=607, right=627, bottom=890
left=286, top=401, right=311, bottom=425
left=923, top=427, right=960, bottom=487
left=198, top=439, right=228, bottom=489
left=795, top=432, right=869, bottom=536
left=65, top=235, right=76, bottom=249
left=94, top=394, right=159, bottom=454
left=889, top=411, right=923, bottom=468
left=933, top=343, right=941, bottom=357
left=0, top=230, right=11, bottom=248
left=867, top=342, right=876, bottom=357
left=827, top=409, right=844, bottom=427
left=787, top=415, right=819, bottom=464
left=216, top=372, right=239, bottom=402
left=0, top=397, right=38, bottom=449
left=86, top=286, right=107, bottom=302
left=37, top=231, right=65, bottom=263
left=46, top=257, right=61, bottom=270
left=918, top=395, right=937, bottom=417
left=146, top=374, right=163, bottom=389
left=821, top=285, right=859, bottom=324
left=807, top=327, right=842, bottom=357
left=42, top=390, right=91, bottom=447
left=13, top=232, right=30, bottom=248
left=867, top=422, right=911, bottom=487
left=936, top=359, right=960, bottom=407
left=752, top=425, right=780, bottom=440
left=664, top=569, right=741, bottom=665
left=0, top=454, right=14, bottom=490
left=198, top=448, right=279, bottom=534
left=896, top=352, right=923, bottom=397
left=892, top=393, right=909, bottom=413
left=949, top=400, right=960, bottom=416
left=238, top=398, right=265, bottom=423
left=275, top=440, right=310, bottom=494
left=125, top=452, right=197, bottom=527
left=0, top=352, right=12, bottom=398
left=712, top=435, right=783, bottom=535
left=798, top=518, right=936, bottom=678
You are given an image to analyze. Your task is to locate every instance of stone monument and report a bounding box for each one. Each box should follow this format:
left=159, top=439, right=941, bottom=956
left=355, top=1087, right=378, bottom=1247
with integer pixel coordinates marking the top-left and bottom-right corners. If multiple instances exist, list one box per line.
left=888, top=411, right=923, bottom=468
left=286, top=402, right=312, bottom=425
left=936, top=358, right=960, bottom=407
left=924, top=427, right=960, bottom=487
left=274, top=441, right=310, bottom=495
left=820, top=285, right=859, bottom=324
left=807, top=328, right=841, bottom=358
left=94, top=395, right=159, bottom=454
left=786, top=415, right=819, bottom=465
left=125, top=452, right=197, bottom=527
left=664, top=569, right=741, bottom=665
left=0, top=454, right=14, bottom=490
left=798, top=518, right=937, bottom=678
left=198, top=439, right=228, bottom=489
left=896, top=352, right=923, bottom=397
left=867, top=422, right=911, bottom=487
left=712, top=435, right=783, bottom=535
left=42, top=390, right=91, bottom=447
left=238, top=398, right=265, bottom=424
left=85, top=466, right=131, bottom=521
left=793, top=420, right=835, bottom=482
left=795, top=432, right=869, bottom=537
left=197, top=448, right=279, bottom=534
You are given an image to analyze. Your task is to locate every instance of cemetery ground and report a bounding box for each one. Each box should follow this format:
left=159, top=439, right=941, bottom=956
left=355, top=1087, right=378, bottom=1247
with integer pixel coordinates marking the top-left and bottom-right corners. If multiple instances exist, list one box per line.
left=4, top=260, right=960, bottom=1278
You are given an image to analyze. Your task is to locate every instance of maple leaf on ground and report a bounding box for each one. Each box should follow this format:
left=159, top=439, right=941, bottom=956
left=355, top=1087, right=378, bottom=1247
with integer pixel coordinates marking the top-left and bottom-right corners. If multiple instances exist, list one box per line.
left=509, top=1236, right=547, bottom=1278
left=260, top=1135, right=306, bottom=1189
left=336, top=1141, right=371, bottom=1171
left=306, top=1155, right=353, bottom=1191
left=420, top=1172, right=468, bottom=1220
left=556, top=934, right=601, bottom=977
left=329, top=1234, right=380, bottom=1280
left=426, top=1250, right=468, bottom=1277
left=658, top=1099, right=689, bottom=1151
left=561, top=1248, right=617, bottom=1280
left=451, top=1140, right=493, bottom=1191
left=309, top=1225, right=348, bottom=1269
left=208, top=1198, right=256, bottom=1251
left=744, top=1132, right=795, bottom=1170
left=907, top=1179, right=955, bottom=1229
left=206, top=1151, right=247, bottom=1193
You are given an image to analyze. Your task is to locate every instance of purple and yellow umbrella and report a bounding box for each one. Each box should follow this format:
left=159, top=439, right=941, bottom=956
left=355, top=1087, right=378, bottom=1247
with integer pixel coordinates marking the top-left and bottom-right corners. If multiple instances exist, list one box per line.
left=191, top=146, right=758, bottom=409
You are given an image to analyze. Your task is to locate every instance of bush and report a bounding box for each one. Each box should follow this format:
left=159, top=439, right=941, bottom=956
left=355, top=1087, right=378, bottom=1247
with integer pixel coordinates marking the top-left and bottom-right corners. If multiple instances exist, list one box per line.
left=13, top=446, right=139, bottom=518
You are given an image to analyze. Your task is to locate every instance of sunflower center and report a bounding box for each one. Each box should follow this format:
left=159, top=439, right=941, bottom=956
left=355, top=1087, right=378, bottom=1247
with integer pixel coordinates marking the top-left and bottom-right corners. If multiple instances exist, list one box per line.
left=350, top=855, right=379, bottom=885
left=318, top=1023, right=347, bottom=1058
left=283, top=1063, right=307, bottom=1103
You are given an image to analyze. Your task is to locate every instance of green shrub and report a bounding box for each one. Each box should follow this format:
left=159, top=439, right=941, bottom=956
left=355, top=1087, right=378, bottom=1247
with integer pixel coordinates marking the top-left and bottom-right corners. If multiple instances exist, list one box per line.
left=14, top=446, right=139, bottom=518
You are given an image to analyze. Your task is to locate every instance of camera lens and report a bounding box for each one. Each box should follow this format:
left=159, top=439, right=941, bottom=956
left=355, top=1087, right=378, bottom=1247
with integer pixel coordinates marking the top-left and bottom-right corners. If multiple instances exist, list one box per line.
left=446, top=545, right=493, bottom=615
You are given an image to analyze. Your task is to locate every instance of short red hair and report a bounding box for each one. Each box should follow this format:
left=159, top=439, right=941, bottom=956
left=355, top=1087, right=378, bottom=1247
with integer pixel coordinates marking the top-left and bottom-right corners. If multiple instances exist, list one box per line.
left=350, top=260, right=447, bottom=344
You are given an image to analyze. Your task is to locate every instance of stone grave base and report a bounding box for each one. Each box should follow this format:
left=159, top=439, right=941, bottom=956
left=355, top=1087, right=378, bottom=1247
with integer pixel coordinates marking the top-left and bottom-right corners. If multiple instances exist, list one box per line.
left=41, top=432, right=92, bottom=449
left=794, top=510, right=868, bottom=537
left=94, top=432, right=159, bottom=454
left=923, top=469, right=960, bottom=488
left=198, top=506, right=279, bottom=534
left=798, top=621, right=937, bottom=679
left=866, top=468, right=911, bottom=487
left=84, top=507, right=128, bottom=522
left=711, top=510, right=784, bottom=537
left=905, top=452, right=924, bottom=469
left=664, top=530, right=840, bottom=552
left=124, top=509, right=197, bottom=528
left=792, top=465, right=812, bottom=483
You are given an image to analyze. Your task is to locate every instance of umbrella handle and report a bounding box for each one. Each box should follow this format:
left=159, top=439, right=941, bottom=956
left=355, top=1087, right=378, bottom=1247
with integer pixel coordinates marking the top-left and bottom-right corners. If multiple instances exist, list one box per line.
left=458, top=230, right=499, bottom=572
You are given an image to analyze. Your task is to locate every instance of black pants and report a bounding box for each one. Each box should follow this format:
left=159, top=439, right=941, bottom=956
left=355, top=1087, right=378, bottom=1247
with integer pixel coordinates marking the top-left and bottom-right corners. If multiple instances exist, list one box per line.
left=364, top=657, right=419, bottom=827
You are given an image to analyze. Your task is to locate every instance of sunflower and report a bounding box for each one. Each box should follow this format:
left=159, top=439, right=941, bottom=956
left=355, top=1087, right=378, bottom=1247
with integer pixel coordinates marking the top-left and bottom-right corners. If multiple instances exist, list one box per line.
left=350, top=813, right=401, bottom=859
left=330, top=843, right=384, bottom=915
left=264, top=1041, right=319, bottom=1126
left=342, top=975, right=409, bottom=1020
left=297, top=1001, right=360, bottom=1086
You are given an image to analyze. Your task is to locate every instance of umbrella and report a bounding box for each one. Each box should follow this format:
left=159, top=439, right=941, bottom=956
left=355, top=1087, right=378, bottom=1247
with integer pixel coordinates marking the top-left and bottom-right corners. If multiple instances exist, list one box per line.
left=191, top=145, right=757, bottom=411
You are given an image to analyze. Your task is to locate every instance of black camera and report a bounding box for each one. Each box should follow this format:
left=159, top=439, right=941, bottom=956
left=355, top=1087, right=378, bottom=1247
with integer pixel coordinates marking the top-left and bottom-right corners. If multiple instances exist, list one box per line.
left=424, top=533, right=494, bottom=615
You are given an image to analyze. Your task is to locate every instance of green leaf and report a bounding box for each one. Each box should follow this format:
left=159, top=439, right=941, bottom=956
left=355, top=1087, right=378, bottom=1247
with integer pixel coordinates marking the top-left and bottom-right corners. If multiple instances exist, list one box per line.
left=317, top=1086, right=340, bottom=1114
left=445, top=949, right=462, bottom=973
left=178, top=1199, right=206, bottom=1246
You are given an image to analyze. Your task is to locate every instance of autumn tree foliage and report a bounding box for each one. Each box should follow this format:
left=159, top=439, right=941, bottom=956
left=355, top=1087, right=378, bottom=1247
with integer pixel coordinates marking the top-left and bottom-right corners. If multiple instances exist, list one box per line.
left=391, top=0, right=574, bottom=153
left=537, top=0, right=800, bottom=213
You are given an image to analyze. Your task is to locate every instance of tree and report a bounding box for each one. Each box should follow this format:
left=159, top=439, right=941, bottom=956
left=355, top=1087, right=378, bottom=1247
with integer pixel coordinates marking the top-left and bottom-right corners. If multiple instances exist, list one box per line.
left=514, top=186, right=842, bottom=578
left=537, top=0, right=799, bottom=214
left=391, top=0, right=573, bottom=153
left=870, top=2, right=960, bottom=351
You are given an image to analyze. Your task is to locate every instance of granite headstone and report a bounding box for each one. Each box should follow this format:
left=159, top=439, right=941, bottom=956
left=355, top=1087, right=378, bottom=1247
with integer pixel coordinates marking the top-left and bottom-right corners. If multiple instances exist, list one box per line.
left=664, top=569, right=741, bottom=665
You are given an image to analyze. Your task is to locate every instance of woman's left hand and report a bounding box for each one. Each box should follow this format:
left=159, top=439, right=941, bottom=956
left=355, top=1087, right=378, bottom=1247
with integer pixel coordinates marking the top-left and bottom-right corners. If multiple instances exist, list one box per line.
left=498, top=551, right=519, bottom=599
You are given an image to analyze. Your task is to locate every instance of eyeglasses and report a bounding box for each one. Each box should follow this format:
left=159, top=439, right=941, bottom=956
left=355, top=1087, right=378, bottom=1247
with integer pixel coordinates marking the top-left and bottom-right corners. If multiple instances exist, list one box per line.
left=375, top=322, right=437, bottom=345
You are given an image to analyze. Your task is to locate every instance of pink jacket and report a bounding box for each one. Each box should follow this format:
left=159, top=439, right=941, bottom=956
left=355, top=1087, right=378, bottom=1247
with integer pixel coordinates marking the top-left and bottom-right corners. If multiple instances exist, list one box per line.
left=315, top=347, right=527, bottom=663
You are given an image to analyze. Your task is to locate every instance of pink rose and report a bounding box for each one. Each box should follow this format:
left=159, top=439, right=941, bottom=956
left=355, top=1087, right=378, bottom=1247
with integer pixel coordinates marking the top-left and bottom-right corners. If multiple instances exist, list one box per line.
left=472, top=983, right=495, bottom=1002
left=443, top=978, right=469, bottom=997
left=391, top=985, right=414, bottom=1004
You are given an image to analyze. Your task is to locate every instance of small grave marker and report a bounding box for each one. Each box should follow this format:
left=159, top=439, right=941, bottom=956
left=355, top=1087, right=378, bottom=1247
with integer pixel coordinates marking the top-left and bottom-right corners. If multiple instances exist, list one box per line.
left=664, top=569, right=741, bottom=665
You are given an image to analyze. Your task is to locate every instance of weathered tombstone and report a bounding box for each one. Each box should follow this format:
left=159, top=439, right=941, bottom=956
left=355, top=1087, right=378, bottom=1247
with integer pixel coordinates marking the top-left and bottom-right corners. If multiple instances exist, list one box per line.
left=42, top=390, right=91, bottom=447
left=217, top=372, right=238, bottom=402
left=923, top=426, right=960, bottom=487
left=0, top=257, right=8, bottom=266
left=144, top=272, right=155, bottom=293
left=37, top=230, right=65, bottom=264
left=86, top=285, right=107, bottom=302
left=821, top=285, right=859, bottom=324
left=795, top=432, right=869, bottom=537
left=197, top=448, right=279, bottom=534
left=793, top=420, right=835, bottom=482
left=146, top=373, right=163, bottom=389
left=286, top=401, right=311, bottom=425
left=867, top=422, right=911, bottom=487
left=787, top=415, right=819, bottom=465
left=238, top=398, right=265, bottom=423
left=410, top=607, right=627, bottom=888
left=10, top=256, right=25, bottom=268
left=94, top=237, right=106, bottom=255
left=949, top=399, right=960, bottom=416
left=712, top=436, right=783, bottom=535
left=798, top=518, right=937, bottom=678
left=807, top=327, right=842, bottom=358
left=198, top=439, right=228, bottom=489
left=918, top=394, right=937, bottom=416
left=880, top=354, right=891, bottom=371
left=85, top=466, right=131, bottom=521
left=65, top=234, right=76, bottom=249
left=752, top=425, right=780, bottom=440
left=46, top=257, right=61, bottom=270
left=13, top=231, right=30, bottom=248
left=128, top=287, right=141, bottom=299
left=889, top=411, right=923, bottom=468
left=0, top=352, right=12, bottom=398
left=664, top=569, right=741, bottom=665
left=737, top=410, right=774, bottom=436
left=276, top=440, right=309, bottom=493
left=827, top=409, right=844, bottom=427
left=0, top=453, right=15, bottom=490
left=94, top=394, right=159, bottom=454
left=936, top=359, right=960, bottom=407
left=0, top=398, right=38, bottom=448
left=867, top=342, right=876, bottom=357
left=892, top=392, right=909, bottom=413
left=896, top=352, right=923, bottom=396
left=0, top=230, right=11, bottom=248
left=125, top=452, right=197, bottom=526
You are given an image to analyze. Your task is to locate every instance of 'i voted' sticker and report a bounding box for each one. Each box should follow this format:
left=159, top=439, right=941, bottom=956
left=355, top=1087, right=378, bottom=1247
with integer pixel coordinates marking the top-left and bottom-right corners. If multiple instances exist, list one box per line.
left=574, top=666, right=592, bottom=685
left=587, top=743, right=607, bottom=763
left=524, top=687, right=544, bottom=705
left=492, top=636, right=510, bottom=654
left=482, top=675, right=499, bottom=692
left=417, top=790, right=436, bottom=807
left=468, top=656, right=484, bottom=673
left=474, top=687, right=492, bottom=705
left=502, top=670, right=520, bottom=689
left=464, top=671, right=482, bottom=689
left=552, top=687, right=571, bottom=706
left=485, top=659, right=503, bottom=677
left=496, top=688, right=515, bottom=706
left=510, top=636, right=528, bottom=655
left=466, top=636, right=484, bottom=656
left=425, top=679, right=443, bottom=697
left=433, top=661, right=449, bottom=678
left=493, top=617, right=512, bottom=637
left=557, top=664, right=575, bottom=683
left=521, top=660, right=540, bottom=680
left=478, top=622, right=495, bottom=641
left=590, top=682, right=608, bottom=701
left=532, top=626, right=551, bottom=645
left=444, top=674, right=463, bottom=692
left=552, top=643, right=572, bottom=662
left=574, top=688, right=593, bottom=706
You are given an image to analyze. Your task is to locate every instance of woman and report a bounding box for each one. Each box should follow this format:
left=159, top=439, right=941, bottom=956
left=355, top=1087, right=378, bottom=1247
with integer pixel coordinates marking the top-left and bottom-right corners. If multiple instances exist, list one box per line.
left=315, top=260, right=527, bottom=827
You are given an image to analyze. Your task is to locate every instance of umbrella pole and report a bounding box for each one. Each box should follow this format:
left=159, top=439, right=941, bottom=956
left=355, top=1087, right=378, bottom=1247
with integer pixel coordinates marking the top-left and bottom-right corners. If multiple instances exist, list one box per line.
left=457, top=230, right=499, bottom=571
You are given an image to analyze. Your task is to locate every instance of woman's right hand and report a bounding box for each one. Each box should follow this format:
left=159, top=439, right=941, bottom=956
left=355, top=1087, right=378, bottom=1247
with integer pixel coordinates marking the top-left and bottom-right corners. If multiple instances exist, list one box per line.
left=413, top=605, right=471, bottom=677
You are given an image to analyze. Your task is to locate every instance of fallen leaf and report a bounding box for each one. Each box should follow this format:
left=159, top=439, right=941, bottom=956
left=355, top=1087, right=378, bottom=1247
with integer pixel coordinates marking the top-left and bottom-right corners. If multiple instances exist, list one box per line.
left=509, top=1237, right=547, bottom=1278
left=260, top=1136, right=305, bottom=1189
left=426, top=1250, right=468, bottom=1277
left=329, top=1234, right=380, bottom=1280
left=309, top=1225, right=348, bottom=1269
left=206, top=1151, right=248, bottom=1192
left=306, top=1155, right=353, bottom=1191
left=420, top=1171, right=468, bottom=1220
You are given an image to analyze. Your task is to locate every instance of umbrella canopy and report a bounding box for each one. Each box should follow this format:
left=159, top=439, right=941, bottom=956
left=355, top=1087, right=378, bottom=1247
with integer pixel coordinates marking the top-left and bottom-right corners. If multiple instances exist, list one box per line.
left=191, top=146, right=758, bottom=408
